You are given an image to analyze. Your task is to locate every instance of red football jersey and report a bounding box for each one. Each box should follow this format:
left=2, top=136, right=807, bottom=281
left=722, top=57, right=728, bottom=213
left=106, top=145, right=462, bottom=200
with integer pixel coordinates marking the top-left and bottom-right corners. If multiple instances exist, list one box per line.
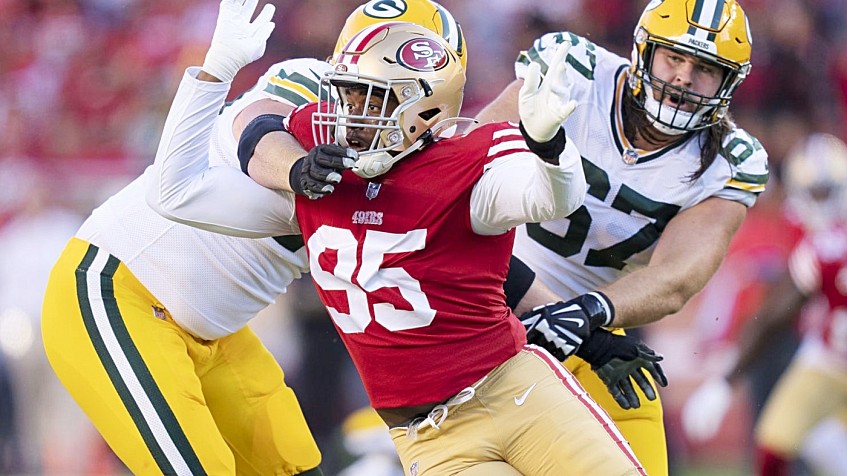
left=790, top=224, right=847, bottom=359
left=288, top=103, right=527, bottom=408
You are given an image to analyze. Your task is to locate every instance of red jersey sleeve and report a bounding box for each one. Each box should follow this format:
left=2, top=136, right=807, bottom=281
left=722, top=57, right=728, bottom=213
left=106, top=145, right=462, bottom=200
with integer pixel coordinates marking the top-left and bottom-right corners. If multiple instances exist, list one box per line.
left=284, top=102, right=321, bottom=150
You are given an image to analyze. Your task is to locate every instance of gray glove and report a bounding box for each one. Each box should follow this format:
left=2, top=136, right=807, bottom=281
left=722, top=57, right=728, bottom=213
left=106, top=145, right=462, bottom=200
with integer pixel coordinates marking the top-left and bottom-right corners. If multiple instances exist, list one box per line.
left=290, top=144, right=357, bottom=199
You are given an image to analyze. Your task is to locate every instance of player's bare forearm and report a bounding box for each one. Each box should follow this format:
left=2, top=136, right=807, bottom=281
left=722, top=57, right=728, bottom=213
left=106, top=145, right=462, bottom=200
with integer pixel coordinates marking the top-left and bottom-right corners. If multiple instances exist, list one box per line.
left=233, top=99, right=304, bottom=192
left=603, top=197, right=747, bottom=328
left=728, top=273, right=806, bottom=383
left=470, top=79, right=522, bottom=132
left=513, top=276, right=561, bottom=316
left=193, top=78, right=304, bottom=194
left=247, top=130, right=305, bottom=192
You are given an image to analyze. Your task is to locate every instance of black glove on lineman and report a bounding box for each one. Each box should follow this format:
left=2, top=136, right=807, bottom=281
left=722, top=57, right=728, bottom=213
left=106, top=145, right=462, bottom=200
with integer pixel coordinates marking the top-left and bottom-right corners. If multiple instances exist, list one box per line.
left=289, top=144, right=357, bottom=199
left=520, top=292, right=615, bottom=361
left=576, top=329, right=668, bottom=410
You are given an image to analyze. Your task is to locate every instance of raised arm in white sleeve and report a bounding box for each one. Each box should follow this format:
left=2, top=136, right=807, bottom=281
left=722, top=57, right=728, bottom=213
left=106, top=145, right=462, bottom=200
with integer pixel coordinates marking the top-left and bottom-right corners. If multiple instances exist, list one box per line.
left=470, top=139, right=584, bottom=235
left=470, top=41, right=585, bottom=235
left=146, top=67, right=300, bottom=239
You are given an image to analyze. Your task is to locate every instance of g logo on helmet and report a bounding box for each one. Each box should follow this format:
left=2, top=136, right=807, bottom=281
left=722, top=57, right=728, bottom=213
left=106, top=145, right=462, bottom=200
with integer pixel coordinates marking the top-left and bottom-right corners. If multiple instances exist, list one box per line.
left=363, top=0, right=407, bottom=19
left=396, top=38, right=448, bottom=72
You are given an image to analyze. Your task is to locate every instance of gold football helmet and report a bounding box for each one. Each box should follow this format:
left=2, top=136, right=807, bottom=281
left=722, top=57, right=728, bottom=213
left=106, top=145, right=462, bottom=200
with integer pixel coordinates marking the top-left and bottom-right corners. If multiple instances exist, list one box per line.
left=314, top=22, right=466, bottom=178
left=334, top=0, right=467, bottom=69
left=629, top=0, right=753, bottom=134
left=784, top=133, right=847, bottom=230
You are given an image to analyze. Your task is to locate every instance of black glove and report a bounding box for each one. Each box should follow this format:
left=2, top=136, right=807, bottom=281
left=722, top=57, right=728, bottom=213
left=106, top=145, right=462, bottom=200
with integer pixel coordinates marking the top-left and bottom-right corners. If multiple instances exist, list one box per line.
left=576, top=329, right=668, bottom=410
left=289, top=144, right=357, bottom=199
left=520, top=292, right=615, bottom=361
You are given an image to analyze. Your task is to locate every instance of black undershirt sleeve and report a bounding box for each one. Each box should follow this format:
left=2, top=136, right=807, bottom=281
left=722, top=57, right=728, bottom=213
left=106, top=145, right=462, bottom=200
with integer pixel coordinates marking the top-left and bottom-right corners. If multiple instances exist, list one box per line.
left=504, top=255, right=536, bottom=311
left=236, top=114, right=287, bottom=175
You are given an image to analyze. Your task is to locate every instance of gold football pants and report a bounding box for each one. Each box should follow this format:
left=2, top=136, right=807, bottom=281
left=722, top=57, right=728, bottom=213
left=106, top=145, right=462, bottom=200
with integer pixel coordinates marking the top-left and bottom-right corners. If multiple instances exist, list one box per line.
left=42, top=238, right=320, bottom=475
left=389, top=346, right=646, bottom=476
left=756, top=355, right=847, bottom=457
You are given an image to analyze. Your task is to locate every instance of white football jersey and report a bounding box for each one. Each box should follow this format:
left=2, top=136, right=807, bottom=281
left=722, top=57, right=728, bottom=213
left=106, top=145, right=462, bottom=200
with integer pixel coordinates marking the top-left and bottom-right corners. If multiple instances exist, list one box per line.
left=210, top=58, right=332, bottom=168
left=76, top=58, right=332, bottom=340
left=512, top=32, right=769, bottom=298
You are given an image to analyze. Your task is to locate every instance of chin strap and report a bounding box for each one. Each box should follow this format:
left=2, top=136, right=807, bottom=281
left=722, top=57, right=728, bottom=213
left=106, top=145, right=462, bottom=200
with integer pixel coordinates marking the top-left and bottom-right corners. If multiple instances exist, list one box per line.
left=351, top=117, right=480, bottom=179
left=352, top=135, right=429, bottom=179
left=429, top=116, right=478, bottom=137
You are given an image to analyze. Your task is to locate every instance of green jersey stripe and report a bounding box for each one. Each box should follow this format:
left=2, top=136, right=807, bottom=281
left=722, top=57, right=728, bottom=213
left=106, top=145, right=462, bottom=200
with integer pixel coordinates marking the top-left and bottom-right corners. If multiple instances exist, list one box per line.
left=731, top=171, right=769, bottom=186
left=262, top=85, right=313, bottom=106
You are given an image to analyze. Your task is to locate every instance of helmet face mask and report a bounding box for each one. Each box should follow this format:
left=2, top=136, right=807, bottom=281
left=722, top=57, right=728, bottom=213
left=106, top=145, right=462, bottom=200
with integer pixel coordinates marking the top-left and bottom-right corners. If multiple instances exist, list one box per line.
left=314, top=22, right=466, bottom=178
left=628, top=0, right=753, bottom=134
left=637, top=44, right=729, bottom=135
left=328, top=78, right=413, bottom=155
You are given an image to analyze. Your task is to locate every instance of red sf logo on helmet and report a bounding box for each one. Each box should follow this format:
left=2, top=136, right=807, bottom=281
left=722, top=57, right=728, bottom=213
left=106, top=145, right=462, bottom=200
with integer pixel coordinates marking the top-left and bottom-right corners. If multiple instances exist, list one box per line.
left=396, top=38, right=448, bottom=72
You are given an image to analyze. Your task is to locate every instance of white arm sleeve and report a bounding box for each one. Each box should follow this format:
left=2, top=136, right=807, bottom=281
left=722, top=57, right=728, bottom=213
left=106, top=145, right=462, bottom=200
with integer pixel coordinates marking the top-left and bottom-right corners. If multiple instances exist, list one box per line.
left=146, top=67, right=299, bottom=238
left=470, top=137, right=585, bottom=235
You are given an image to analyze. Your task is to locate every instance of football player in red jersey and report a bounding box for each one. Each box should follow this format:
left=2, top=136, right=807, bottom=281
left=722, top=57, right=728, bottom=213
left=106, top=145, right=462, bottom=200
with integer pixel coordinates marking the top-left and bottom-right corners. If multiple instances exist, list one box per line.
left=41, top=2, right=472, bottom=474
left=147, top=1, right=659, bottom=473
left=684, top=133, right=847, bottom=475
left=221, top=0, right=667, bottom=416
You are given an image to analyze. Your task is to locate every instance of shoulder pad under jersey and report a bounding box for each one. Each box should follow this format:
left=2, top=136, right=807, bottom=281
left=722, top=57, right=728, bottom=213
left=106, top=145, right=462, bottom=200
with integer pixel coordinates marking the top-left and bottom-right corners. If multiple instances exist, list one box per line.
left=260, top=58, right=334, bottom=107
left=515, top=32, right=599, bottom=82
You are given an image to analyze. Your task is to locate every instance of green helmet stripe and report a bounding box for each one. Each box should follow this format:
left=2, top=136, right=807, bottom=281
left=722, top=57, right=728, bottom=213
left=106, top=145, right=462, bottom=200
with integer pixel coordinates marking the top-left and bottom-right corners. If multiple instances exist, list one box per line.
left=688, top=0, right=726, bottom=41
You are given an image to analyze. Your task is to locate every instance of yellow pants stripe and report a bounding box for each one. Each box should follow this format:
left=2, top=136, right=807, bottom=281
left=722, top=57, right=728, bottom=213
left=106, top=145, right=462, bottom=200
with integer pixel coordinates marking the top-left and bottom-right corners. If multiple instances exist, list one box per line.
left=75, top=243, right=205, bottom=475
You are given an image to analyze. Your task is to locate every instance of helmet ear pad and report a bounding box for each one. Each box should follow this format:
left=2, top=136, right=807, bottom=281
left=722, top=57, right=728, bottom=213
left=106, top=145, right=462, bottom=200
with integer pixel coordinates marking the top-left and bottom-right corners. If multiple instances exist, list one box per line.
left=390, top=80, right=462, bottom=151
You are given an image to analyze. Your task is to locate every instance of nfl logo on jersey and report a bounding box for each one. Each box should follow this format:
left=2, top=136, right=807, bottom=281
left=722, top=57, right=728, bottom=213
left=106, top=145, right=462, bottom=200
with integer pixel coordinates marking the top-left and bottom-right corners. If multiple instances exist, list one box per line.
left=366, top=181, right=382, bottom=199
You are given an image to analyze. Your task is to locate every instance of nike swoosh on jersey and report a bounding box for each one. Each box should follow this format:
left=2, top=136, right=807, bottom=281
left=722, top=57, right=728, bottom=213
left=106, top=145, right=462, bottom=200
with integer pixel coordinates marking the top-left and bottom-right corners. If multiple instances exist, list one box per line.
left=514, top=383, right=538, bottom=406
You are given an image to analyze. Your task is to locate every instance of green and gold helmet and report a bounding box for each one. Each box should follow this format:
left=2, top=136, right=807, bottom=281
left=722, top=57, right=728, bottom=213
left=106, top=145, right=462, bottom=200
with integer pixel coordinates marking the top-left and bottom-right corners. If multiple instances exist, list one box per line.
left=334, top=0, right=466, bottom=69
left=628, top=0, right=753, bottom=133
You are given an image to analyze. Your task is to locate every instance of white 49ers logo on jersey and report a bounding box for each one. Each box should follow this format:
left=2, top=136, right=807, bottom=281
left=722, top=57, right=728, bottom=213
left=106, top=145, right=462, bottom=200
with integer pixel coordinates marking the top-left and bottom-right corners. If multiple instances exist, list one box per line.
left=352, top=210, right=383, bottom=225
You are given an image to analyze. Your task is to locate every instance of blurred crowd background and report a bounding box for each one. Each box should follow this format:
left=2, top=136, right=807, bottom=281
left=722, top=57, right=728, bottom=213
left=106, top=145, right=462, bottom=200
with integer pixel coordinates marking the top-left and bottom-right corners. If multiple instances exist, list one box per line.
left=1, top=0, right=846, bottom=474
